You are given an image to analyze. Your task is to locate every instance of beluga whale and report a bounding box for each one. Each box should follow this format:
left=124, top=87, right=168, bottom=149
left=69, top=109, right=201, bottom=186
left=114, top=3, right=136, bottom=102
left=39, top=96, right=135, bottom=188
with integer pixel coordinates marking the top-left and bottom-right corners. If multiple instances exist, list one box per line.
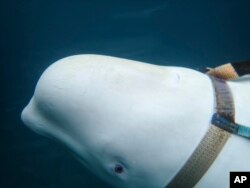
left=21, top=55, right=250, bottom=188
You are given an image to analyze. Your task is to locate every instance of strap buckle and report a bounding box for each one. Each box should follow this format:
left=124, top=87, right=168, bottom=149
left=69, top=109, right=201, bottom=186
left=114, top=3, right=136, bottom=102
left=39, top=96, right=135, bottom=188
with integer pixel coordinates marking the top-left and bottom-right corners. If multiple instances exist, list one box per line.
left=212, top=113, right=238, bottom=134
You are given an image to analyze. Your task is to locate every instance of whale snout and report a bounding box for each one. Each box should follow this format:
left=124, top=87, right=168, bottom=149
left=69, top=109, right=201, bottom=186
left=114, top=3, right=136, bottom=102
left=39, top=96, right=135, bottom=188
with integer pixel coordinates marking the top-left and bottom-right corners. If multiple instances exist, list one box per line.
left=21, top=98, right=47, bottom=135
left=21, top=100, right=33, bottom=128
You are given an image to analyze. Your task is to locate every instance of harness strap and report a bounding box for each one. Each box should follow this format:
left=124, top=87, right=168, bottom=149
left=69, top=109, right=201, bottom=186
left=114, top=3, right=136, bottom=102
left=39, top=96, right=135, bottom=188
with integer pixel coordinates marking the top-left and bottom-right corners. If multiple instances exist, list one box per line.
left=166, top=62, right=250, bottom=188
left=206, top=63, right=239, bottom=80
left=231, top=61, right=250, bottom=76
left=212, top=114, right=250, bottom=139
left=166, top=76, right=234, bottom=188
left=208, top=62, right=250, bottom=139
left=206, top=61, right=250, bottom=79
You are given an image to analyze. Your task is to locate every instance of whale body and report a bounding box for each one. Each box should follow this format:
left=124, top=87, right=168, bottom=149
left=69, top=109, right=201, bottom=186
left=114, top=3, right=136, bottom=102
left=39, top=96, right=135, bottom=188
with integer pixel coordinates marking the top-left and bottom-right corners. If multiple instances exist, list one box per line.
left=21, top=55, right=250, bottom=188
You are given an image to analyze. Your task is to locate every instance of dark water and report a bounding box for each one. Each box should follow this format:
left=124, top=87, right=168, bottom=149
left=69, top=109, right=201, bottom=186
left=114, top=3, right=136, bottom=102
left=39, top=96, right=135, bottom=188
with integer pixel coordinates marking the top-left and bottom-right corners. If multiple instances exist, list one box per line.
left=2, top=1, right=250, bottom=187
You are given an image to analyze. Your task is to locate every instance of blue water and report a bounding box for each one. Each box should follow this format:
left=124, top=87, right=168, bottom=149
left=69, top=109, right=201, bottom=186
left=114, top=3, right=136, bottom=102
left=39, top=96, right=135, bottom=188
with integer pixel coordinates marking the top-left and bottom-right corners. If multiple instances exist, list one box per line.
left=2, top=1, right=250, bottom=187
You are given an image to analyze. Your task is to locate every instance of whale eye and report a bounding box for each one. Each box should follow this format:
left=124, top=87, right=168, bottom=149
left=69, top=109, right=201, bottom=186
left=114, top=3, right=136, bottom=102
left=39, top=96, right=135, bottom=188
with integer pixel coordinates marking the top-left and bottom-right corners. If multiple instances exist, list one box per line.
left=114, top=164, right=124, bottom=174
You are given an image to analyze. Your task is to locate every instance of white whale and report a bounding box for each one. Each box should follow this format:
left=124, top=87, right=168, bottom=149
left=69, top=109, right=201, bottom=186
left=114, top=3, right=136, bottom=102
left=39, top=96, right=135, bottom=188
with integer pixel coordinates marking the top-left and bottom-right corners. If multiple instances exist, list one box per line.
left=21, top=55, right=250, bottom=188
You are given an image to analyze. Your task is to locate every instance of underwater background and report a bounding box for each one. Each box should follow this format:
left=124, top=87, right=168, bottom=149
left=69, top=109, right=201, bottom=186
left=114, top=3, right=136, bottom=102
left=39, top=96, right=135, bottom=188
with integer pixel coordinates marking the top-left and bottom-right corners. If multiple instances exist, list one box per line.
left=2, top=0, right=250, bottom=187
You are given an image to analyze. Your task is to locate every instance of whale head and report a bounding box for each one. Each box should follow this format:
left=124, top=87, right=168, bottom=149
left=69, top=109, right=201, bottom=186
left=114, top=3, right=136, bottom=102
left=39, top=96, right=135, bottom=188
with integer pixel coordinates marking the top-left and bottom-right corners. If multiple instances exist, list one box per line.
left=21, top=55, right=213, bottom=188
